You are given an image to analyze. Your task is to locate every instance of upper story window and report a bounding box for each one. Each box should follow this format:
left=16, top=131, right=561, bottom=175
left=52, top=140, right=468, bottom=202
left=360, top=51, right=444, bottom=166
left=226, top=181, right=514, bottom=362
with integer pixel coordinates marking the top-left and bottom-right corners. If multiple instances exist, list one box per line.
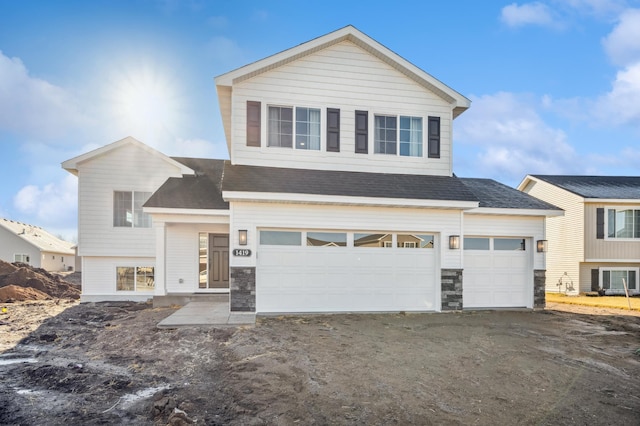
left=606, top=208, right=640, bottom=239
left=114, top=191, right=152, bottom=228
left=374, top=115, right=423, bottom=157
left=267, top=106, right=321, bottom=150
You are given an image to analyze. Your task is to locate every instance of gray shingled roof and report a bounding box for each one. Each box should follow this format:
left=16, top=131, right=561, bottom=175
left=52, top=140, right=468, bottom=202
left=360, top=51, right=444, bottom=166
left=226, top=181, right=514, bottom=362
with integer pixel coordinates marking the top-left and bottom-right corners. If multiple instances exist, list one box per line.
left=460, top=178, right=561, bottom=210
left=144, top=158, right=228, bottom=210
left=532, top=175, right=640, bottom=199
left=222, top=163, right=479, bottom=202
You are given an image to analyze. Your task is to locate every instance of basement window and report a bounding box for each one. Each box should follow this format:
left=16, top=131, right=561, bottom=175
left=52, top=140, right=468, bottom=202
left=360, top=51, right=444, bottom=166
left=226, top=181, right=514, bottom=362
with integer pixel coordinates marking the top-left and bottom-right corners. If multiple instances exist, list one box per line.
left=116, top=266, right=155, bottom=292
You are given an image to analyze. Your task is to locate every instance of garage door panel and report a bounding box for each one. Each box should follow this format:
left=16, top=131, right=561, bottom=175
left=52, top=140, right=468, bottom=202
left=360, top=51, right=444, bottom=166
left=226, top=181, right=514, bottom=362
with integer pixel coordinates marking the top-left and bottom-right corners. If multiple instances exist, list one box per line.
left=257, top=245, right=436, bottom=313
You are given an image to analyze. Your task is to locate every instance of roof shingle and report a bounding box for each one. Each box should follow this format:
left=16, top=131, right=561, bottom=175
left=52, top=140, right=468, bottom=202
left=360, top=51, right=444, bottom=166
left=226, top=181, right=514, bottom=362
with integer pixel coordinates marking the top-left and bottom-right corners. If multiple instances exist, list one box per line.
left=531, top=175, right=640, bottom=199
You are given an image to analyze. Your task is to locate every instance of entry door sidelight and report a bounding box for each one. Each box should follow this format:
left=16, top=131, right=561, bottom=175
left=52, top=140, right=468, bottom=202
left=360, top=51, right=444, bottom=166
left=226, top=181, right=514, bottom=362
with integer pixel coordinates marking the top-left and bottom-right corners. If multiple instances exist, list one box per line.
left=199, top=233, right=229, bottom=289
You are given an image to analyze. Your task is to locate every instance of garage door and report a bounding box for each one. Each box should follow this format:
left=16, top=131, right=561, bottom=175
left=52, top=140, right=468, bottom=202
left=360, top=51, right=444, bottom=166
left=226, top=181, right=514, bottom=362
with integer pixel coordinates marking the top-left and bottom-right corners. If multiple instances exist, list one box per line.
left=464, top=237, right=531, bottom=308
left=256, top=230, right=438, bottom=313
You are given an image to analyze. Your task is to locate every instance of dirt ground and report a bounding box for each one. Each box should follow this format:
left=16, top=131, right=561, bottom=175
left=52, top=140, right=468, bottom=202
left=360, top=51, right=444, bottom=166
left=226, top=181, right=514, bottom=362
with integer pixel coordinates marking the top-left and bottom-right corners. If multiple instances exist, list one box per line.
left=1, top=301, right=639, bottom=425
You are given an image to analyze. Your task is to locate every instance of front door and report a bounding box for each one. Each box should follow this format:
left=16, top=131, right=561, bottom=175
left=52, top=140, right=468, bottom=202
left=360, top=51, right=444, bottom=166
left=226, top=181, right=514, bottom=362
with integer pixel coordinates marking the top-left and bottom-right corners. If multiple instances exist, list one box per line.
left=199, top=233, right=229, bottom=290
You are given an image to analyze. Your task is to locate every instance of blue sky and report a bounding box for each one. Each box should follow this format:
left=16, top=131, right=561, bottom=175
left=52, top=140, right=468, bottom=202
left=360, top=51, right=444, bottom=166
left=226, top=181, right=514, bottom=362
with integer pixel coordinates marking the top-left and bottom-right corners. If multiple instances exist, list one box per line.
left=1, top=0, right=640, bottom=241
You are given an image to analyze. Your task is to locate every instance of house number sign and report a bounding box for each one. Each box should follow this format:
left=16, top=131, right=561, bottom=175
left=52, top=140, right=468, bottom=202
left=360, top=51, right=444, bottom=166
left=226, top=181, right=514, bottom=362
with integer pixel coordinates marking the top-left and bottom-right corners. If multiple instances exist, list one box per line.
left=233, top=249, right=252, bottom=257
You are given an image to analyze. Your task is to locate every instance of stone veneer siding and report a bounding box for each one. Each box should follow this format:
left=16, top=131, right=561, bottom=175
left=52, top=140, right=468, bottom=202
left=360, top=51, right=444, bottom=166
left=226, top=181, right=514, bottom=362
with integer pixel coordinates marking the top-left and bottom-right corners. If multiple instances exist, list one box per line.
left=230, top=267, right=256, bottom=312
left=534, top=269, right=546, bottom=309
left=441, top=269, right=463, bottom=311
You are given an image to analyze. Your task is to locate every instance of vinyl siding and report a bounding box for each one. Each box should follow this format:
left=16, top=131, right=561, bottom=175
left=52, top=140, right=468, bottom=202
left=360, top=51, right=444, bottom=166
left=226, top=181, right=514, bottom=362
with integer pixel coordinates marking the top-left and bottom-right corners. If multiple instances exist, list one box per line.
left=76, top=143, right=183, bottom=257
left=40, top=251, right=76, bottom=272
left=0, top=228, right=41, bottom=268
left=81, top=256, right=155, bottom=302
left=522, top=179, right=582, bottom=293
left=230, top=40, right=453, bottom=176
left=463, top=214, right=545, bottom=270
left=584, top=203, right=640, bottom=260
left=230, top=202, right=462, bottom=269
left=579, top=261, right=640, bottom=294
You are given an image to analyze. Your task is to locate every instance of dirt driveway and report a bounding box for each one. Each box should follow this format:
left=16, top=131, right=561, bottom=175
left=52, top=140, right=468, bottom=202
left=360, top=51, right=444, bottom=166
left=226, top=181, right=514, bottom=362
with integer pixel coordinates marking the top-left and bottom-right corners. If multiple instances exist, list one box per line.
left=1, top=301, right=639, bottom=425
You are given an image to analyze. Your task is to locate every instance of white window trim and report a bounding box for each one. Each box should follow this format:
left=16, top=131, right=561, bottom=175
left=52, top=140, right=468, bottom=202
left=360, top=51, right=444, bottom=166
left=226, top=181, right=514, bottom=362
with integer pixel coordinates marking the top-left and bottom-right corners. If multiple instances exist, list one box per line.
left=113, top=190, right=152, bottom=229
left=265, top=104, right=324, bottom=151
left=257, top=229, right=435, bottom=249
left=14, top=253, right=30, bottom=263
left=604, top=206, right=640, bottom=241
left=373, top=113, right=424, bottom=158
left=115, top=266, right=155, bottom=293
left=599, top=267, right=639, bottom=291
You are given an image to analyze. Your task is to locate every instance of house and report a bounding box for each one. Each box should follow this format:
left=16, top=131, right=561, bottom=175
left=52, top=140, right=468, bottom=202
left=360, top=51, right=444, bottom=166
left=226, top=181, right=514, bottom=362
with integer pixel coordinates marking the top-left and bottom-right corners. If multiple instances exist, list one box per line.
left=0, top=217, right=76, bottom=272
left=519, top=175, right=640, bottom=296
left=63, top=26, right=561, bottom=313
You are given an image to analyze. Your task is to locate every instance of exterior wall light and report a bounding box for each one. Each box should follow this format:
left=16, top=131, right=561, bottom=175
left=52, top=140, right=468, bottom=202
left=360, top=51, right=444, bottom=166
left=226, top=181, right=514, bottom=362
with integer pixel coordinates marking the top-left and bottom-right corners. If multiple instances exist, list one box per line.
left=449, top=235, right=460, bottom=250
left=239, top=230, right=248, bottom=246
left=537, top=240, right=548, bottom=253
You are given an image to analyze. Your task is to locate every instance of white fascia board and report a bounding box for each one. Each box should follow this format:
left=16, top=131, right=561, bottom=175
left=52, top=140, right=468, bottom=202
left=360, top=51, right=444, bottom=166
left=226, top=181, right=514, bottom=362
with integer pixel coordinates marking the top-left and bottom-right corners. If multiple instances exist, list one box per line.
left=464, top=207, right=564, bottom=217
left=584, top=199, right=640, bottom=204
left=516, top=175, right=534, bottom=191
left=144, top=207, right=230, bottom=216
left=61, top=136, right=195, bottom=176
left=585, top=259, right=640, bottom=263
left=222, top=191, right=479, bottom=210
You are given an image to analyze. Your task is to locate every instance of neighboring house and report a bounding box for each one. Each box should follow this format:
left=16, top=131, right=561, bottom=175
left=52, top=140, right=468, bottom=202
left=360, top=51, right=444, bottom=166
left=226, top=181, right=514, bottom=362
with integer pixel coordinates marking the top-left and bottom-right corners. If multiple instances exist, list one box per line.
left=519, top=175, right=640, bottom=296
left=0, top=217, right=76, bottom=272
left=63, top=26, right=561, bottom=313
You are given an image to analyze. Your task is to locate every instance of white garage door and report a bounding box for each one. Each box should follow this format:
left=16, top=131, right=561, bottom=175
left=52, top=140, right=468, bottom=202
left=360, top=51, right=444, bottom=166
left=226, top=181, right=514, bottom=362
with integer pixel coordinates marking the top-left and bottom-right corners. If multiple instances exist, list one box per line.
left=256, top=230, right=438, bottom=313
left=464, top=237, right=531, bottom=308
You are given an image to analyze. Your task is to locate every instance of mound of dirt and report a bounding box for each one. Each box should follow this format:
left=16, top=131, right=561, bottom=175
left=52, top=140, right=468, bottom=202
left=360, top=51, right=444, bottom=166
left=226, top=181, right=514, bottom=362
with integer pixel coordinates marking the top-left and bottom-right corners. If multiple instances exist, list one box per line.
left=0, top=260, right=80, bottom=302
left=0, top=285, right=50, bottom=302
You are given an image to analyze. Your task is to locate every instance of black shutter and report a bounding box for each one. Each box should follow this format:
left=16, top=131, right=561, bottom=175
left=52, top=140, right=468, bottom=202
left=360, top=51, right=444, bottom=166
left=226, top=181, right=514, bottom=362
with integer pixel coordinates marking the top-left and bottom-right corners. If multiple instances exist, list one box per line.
left=591, top=269, right=599, bottom=291
left=596, top=208, right=605, bottom=239
left=355, top=110, right=368, bottom=154
left=246, top=101, right=261, bottom=147
left=327, top=108, right=340, bottom=152
left=428, top=116, right=440, bottom=158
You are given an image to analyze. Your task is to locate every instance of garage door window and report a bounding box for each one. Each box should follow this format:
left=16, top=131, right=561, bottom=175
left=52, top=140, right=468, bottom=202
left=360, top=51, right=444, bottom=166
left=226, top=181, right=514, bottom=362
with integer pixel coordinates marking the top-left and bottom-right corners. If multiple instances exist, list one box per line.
left=494, top=238, right=526, bottom=251
left=398, top=234, right=434, bottom=248
left=260, top=231, right=301, bottom=246
left=464, top=237, right=490, bottom=250
left=307, top=232, right=347, bottom=247
left=354, top=233, right=392, bottom=248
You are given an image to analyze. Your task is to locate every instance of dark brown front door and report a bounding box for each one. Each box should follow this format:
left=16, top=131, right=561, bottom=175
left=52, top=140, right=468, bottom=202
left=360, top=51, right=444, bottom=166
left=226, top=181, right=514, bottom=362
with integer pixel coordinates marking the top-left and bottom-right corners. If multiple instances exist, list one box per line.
left=207, top=234, right=229, bottom=289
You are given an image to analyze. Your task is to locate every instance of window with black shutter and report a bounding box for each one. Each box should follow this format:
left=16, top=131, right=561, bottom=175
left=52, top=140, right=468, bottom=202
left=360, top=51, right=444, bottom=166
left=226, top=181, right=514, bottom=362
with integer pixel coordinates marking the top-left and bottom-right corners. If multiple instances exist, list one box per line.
left=355, top=110, right=368, bottom=154
left=327, top=108, right=340, bottom=152
left=246, top=101, right=261, bottom=147
left=428, top=116, right=440, bottom=158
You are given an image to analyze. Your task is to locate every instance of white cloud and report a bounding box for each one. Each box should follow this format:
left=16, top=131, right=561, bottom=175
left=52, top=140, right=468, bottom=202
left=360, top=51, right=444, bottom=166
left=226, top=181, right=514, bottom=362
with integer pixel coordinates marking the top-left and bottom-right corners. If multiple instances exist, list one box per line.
left=154, top=137, right=229, bottom=159
left=13, top=174, right=77, bottom=232
left=602, top=8, right=640, bottom=67
left=456, top=92, right=582, bottom=182
left=0, top=51, right=90, bottom=139
left=501, top=2, right=558, bottom=27
left=595, top=62, right=640, bottom=125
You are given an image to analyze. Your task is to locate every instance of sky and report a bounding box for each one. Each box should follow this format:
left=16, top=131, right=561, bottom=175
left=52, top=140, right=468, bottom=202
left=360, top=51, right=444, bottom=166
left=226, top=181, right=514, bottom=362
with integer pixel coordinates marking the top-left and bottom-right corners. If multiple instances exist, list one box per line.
left=1, top=0, right=640, bottom=242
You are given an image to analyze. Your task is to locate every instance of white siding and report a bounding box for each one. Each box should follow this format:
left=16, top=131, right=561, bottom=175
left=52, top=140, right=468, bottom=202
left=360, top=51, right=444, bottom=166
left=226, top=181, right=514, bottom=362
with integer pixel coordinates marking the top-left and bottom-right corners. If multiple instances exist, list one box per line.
left=522, top=180, right=582, bottom=293
left=163, top=222, right=229, bottom=294
left=40, top=251, right=76, bottom=272
left=76, top=143, right=184, bottom=257
left=81, top=256, right=155, bottom=302
left=463, top=214, right=546, bottom=270
left=231, top=41, right=453, bottom=176
left=584, top=203, right=640, bottom=260
left=0, top=228, right=41, bottom=267
left=230, top=202, right=462, bottom=269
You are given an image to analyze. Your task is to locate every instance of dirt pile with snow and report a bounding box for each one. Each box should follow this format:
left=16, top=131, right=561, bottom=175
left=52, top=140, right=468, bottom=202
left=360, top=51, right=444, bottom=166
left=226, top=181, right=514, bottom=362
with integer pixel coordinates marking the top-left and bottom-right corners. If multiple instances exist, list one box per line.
left=0, top=260, right=80, bottom=302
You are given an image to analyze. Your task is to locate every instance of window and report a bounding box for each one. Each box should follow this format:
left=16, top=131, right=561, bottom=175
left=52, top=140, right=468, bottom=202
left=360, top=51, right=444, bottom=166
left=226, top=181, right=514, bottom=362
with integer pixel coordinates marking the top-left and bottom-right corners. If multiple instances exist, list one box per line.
left=268, top=106, right=293, bottom=147
left=114, top=191, right=152, bottom=228
left=602, top=268, right=637, bottom=291
left=374, top=115, right=397, bottom=155
left=375, top=115, right=423, bottom=157
left=260, top=230, right=301, bottom=246
left=494, top=238, right=526, bottom=251
left=296, top=107, right=321, bottom=150
left=14, top=254, right=30, bottom=263
left=116, top=266, right=154, bottom=292
left=607, top=208, right=640, bottom=239
left=307, top=232, right=346, bottom=247
left=397, top=234, right=434, bottom=249
left=354, top=233, right=392, bottom=248
left=400, top=116, right=423, bottom=157
left=464, top=237, right=490, bottom=250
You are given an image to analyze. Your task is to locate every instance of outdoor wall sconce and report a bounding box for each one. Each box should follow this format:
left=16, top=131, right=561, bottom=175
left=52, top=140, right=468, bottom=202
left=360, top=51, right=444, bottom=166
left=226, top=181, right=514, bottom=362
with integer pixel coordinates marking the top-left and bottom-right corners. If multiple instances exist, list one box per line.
left=239, top=229, right=248, bottom=246
left=537, top=240, right=548, bottom=253
left=449, top=235, right=460, bottom=250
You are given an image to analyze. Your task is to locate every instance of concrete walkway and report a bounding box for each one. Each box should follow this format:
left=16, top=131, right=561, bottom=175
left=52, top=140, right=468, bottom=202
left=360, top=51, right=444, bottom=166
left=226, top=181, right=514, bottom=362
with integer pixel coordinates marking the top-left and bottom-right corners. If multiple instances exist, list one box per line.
left=157, top=301, right=256, bottom=328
